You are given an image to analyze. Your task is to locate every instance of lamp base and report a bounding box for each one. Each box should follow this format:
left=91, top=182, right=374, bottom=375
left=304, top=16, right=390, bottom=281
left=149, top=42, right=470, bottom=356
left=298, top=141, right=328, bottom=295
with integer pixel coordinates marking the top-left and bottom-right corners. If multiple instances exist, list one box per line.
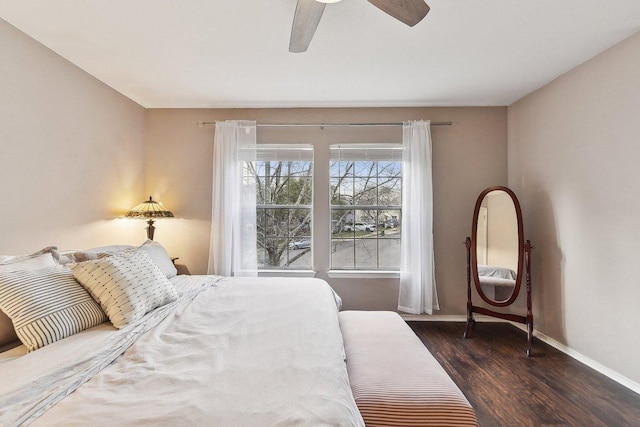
left=146, top=219, right=156, bottom=240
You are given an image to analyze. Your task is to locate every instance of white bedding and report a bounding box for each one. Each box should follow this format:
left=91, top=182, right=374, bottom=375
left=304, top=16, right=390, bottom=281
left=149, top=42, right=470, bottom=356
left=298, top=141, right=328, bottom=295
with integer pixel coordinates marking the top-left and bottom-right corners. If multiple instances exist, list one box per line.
left=0, top=275, right=364, bottom=426
left=477, top=264, right=517, bottom=280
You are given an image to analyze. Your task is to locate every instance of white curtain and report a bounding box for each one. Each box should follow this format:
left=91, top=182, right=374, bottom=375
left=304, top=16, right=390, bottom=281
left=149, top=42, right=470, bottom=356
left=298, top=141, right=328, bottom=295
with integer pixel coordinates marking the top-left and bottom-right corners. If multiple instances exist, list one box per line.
left=398, top=120, right=439, bottom=314
left=207, top=120, right=257, bottom=276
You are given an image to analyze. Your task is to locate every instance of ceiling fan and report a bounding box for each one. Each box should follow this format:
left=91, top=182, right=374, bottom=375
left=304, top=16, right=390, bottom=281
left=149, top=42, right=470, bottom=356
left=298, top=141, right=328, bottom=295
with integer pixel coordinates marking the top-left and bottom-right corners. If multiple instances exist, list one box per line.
left=289, top=0, right=430, bottom=53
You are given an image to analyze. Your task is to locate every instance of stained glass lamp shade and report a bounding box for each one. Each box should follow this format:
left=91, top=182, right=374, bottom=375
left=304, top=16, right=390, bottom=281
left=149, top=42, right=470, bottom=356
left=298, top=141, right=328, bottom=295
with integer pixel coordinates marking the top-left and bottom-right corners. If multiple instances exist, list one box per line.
left=125, top=196, right=174, bottom=240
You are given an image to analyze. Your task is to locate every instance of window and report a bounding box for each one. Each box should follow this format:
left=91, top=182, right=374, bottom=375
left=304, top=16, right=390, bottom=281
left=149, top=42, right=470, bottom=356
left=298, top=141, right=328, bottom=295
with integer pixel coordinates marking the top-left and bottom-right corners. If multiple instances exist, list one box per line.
left=329, top=144, right=402, bottom=270
left=245, top=145, right=313, bottom=270
left=244, top=143, right=402, bottom=274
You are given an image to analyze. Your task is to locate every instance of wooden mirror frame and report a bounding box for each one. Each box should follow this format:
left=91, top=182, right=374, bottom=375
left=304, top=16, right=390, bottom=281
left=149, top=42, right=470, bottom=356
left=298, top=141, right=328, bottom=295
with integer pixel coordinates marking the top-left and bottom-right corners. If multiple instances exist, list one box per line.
left=471, top=186, right=524, bottom=306
left=464, top=186, right=534, bottom=356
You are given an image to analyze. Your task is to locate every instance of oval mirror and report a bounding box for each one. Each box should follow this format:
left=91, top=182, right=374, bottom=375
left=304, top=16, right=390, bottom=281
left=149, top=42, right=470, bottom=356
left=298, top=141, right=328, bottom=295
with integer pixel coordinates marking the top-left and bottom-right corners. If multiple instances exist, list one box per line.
left=471, top=186, right=524, bottom=306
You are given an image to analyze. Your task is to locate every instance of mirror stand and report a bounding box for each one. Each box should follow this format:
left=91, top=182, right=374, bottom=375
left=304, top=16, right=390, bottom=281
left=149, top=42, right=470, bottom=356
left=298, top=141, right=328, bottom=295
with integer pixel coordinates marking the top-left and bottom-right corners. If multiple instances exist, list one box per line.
left=464, top=237, right=534, bottom=356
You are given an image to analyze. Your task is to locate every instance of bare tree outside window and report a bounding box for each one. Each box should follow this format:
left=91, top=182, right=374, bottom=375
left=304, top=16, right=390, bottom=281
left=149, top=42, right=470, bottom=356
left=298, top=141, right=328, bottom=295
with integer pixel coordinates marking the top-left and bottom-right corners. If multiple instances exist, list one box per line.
left=330, top=158, right=402, bottom=270
left=246, top=144, right=402, bottom=271
left=246, top=160, right=313, bottom=269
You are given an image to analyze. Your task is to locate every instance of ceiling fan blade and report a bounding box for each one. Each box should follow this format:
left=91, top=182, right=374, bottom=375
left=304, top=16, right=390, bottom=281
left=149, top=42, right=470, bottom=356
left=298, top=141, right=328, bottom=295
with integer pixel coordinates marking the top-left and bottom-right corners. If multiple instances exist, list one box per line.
left=367, top=0, right=430, bottom=27
left=289, top=0, right=327, bottom=53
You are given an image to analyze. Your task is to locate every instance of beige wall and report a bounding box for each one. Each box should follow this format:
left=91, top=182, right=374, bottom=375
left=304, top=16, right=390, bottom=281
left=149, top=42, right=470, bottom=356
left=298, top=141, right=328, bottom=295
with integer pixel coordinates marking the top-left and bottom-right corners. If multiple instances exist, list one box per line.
left=486, top=191, right=519, bottom=271
left=508, top=31, right=640, bottom=384
left=0, top=18, right=146, bottom=254
left=145, top=107, right=507, bottom=313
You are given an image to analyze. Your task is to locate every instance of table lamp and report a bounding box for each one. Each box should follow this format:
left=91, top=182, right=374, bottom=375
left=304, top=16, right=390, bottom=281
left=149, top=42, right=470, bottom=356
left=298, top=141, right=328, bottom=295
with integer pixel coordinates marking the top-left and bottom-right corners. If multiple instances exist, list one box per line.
left=125, top=196, right=174, bottom=240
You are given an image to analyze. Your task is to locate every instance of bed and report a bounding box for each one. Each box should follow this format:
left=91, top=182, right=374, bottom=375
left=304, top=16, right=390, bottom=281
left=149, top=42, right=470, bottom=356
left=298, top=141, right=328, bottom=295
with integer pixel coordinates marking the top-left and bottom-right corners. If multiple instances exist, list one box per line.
left=0, top=243, right=476, bottom=426
left=477, top=264, right=517, bottom=301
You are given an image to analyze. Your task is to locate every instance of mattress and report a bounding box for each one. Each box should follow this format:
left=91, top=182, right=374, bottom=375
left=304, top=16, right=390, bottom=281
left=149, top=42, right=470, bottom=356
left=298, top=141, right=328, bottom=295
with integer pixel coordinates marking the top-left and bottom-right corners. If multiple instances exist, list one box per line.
left=0, top=275, right=364, bottom=426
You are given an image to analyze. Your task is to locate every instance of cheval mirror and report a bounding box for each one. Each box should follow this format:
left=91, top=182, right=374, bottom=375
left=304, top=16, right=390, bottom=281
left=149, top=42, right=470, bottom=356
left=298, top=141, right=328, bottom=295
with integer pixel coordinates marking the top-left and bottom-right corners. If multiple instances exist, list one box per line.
left=463, top=186, right=534, bottom=356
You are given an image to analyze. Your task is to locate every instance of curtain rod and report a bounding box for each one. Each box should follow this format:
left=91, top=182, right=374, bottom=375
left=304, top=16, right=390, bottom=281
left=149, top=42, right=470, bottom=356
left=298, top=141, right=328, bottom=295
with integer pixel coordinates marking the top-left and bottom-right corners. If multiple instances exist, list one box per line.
left=196, top=121, right=452, bottom=128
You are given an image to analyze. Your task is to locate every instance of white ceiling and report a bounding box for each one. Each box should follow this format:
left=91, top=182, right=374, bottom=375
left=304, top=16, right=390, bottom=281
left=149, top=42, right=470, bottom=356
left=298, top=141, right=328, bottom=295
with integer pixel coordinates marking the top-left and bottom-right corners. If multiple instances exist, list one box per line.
left=1, top=0, right=639, bottom=108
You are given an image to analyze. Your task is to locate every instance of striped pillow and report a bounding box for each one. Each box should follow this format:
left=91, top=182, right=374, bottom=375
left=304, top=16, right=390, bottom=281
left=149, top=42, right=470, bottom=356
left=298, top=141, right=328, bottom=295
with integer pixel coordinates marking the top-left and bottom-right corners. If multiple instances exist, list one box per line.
left=70, top=249, right=178, bottom=329
left=0, top=247, right=59, bottom=347
left=0, top=266, right=108, bottom=351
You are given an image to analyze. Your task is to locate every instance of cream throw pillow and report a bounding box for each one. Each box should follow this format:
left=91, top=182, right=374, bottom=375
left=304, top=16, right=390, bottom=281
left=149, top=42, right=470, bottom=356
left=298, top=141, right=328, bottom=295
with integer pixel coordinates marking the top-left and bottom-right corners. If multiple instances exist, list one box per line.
left=70, top=249, right=177, bottom=329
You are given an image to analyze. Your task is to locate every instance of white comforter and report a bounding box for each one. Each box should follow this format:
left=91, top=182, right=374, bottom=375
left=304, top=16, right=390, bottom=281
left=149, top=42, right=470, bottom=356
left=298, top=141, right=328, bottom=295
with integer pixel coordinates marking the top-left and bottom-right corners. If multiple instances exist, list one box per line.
left=0, top=276, right=364, bottom=426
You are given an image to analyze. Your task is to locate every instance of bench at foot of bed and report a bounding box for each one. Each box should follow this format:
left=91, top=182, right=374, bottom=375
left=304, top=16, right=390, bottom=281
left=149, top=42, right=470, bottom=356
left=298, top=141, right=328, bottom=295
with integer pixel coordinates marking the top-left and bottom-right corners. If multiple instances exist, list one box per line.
left=339, top=311, right=478, bottom=427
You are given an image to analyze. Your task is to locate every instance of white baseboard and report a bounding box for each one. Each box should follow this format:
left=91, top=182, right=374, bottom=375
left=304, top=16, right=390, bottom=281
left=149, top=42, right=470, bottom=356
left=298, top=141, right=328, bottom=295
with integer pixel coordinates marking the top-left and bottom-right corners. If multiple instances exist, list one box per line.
left=401, top=314, right=640, bottom=396
left=509, top=323, right=640, bottom=396
left=401, top=314, right=503, bottom=322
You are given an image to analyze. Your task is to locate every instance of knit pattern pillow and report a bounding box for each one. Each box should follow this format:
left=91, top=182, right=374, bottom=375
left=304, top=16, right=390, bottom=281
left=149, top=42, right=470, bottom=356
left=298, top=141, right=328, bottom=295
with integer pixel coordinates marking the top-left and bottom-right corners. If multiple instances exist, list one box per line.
left=70, top=249, right=177, bottom=329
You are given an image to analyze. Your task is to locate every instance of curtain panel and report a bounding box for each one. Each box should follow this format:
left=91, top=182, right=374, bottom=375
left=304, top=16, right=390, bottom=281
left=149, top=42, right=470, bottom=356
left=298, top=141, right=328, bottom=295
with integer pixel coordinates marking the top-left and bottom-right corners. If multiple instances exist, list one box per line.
left=398, top=120, right=439, bottom=314
left=207, top=120, right=258, bottom=276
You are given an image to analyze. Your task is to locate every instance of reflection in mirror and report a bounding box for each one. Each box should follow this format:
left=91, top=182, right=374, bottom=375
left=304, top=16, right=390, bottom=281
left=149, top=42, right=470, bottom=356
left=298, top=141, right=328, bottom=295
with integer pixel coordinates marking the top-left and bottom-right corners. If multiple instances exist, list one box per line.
left=476, top=190, right=519, bottom=302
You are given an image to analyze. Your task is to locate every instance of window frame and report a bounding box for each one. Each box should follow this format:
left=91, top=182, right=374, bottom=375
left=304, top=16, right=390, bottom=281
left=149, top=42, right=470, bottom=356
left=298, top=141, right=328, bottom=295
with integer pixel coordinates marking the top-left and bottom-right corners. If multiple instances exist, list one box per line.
left=328, top=143, right=403, bottom=273
left=247, top=144, right=315, bottom=272
left=247, top=142, right=403, bottom=279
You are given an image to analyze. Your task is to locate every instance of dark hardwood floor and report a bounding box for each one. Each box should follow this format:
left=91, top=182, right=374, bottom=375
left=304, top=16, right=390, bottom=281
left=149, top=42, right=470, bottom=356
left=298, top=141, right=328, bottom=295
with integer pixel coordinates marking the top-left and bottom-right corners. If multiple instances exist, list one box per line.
left=407, top=321, right=640, bottom=427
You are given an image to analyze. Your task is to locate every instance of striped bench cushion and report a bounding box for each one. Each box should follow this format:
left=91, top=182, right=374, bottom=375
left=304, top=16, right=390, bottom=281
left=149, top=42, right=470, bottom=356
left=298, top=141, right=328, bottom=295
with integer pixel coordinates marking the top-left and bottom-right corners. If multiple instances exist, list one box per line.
left=340, top=311, right=478, bottom=426
left=0, top=266, right=107, bottom=351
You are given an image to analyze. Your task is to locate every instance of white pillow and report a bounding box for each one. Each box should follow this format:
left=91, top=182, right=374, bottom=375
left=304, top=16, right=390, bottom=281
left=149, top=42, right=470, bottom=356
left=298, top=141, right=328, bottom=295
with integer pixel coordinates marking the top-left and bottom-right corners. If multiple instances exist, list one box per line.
left=87, top=244, right=135, bottom=254
left=140, top=240, right=178, bottom=278
left=90, top=241, right=177, bottom=278
left=0, top=266, right=107, bottom=351
left=56, top=250, right=99, bottom=265
left=70, top=249, right=178, bottom=329
left=0, top=247, right=57, bottom=273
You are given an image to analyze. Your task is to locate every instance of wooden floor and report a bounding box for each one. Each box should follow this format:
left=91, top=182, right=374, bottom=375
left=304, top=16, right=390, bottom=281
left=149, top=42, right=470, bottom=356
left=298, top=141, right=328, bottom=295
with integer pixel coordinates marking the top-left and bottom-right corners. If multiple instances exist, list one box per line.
left=407, top=321, right=640, bottom=427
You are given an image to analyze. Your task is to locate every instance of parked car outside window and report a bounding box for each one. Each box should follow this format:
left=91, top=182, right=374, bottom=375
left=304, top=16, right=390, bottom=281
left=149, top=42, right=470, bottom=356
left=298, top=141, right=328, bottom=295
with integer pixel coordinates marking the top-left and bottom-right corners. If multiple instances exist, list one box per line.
left=343, top=222, right=376, bottom=232
left=288, top=239, right=311, bottom=250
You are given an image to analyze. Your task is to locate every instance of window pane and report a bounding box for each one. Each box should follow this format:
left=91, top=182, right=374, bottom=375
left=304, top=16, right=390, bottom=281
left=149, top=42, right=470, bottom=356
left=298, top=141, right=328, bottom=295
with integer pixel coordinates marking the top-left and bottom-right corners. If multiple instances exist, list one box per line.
left=332, top=239, right=355, bottom=269
left=265, top=208, right=288, bottom=237
left=378, top=238, right=401, bottom=269
left=290, top=177, right=312, bottom=205
left=332, top=178, right=353, bottom=205
left=261, top=238, right=288, bottom=269
left=378, top=210, right=401, bottom=237
left=288, top=242, right=312, bottom=269
left=289, top=161, right=312, bottom=177
left=355, top=239, right=378, bottom=269
left=342, top=209, right=357, bottom=234
left=378, top=177, right=401, bottom=206
left=268, top=161, right=284, bottom=177
left=330, top=161, right=340, bottom=178
left=377, top=161, right=401, bottom=178
left=255, top=177, right=266, bottom=204
left=353, top=161, right=374, bottom=177
left=331, top=209, right=352, bottom=235
left=289, top=209, right=311, bottom=237
left=256, top=209, right=267, bottom=242
left=353, top=177, right=377, bottom=205
left=354, top=209, right=377, bottom=231
left=337, top=161, right=354, bottom=178
left=252, top=161, right=265, bottom=177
